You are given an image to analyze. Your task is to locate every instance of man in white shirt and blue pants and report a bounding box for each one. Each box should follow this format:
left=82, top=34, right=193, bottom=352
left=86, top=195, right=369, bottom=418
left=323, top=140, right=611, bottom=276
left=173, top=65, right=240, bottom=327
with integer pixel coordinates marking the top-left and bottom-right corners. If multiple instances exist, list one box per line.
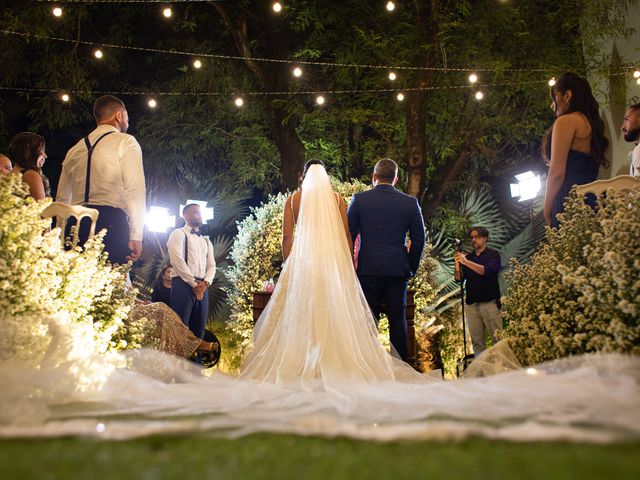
left=622, top=102, right=640, bottom=177
left=56, top=95, right=146, bottom=264
left=167, top=204, right=216, bottom=363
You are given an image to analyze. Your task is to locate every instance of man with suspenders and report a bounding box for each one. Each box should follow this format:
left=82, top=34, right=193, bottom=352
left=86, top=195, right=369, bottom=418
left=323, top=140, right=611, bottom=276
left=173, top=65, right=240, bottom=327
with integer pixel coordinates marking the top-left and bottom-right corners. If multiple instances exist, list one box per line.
left=167, top=204, right=216, bottom=363
left=56, top=95, right=146, bottom=265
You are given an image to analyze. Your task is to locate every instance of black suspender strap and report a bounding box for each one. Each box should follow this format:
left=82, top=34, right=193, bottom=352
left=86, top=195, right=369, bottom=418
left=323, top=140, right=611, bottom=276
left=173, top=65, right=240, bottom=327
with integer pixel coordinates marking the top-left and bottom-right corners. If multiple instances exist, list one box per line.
left=83, top=131, right=115, bottom=204
left=183, top=231, right=189, bottom=265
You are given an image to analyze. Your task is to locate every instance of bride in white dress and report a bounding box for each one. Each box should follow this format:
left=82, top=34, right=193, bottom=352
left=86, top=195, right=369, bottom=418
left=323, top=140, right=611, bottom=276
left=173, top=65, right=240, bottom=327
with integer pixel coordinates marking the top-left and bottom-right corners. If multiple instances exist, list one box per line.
left=0, top=164, right=638, bottom=442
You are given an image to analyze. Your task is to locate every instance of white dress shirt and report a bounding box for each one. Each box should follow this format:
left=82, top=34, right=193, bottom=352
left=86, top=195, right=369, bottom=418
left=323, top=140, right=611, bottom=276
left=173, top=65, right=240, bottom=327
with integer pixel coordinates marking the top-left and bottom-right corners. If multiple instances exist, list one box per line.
left=630, top=143, right=640, bottom=177
left=56, top=124, right=146, bottom=241
left=167, top=225, right=216, bottom=288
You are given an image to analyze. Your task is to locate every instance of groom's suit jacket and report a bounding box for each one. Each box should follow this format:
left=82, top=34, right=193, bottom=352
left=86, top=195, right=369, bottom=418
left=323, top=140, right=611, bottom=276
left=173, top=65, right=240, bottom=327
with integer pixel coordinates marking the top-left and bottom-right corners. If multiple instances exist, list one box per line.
left=347, top=184, right=426, bottom=278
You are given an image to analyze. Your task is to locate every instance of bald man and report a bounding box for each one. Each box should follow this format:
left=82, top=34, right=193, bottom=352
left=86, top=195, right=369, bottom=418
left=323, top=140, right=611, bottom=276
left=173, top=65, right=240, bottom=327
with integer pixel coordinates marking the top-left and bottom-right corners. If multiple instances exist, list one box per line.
left=0, top=154, right=12, bottom=175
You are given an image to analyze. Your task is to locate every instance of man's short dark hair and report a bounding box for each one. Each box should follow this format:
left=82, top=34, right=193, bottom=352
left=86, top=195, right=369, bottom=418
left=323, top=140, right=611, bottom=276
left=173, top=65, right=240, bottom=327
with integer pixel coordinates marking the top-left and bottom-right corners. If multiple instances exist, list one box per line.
left=628, top=102, right=640, bottom=113
left=374, top=158, right=398, bottom=183
left=469, top=226, right=489, bottom=239
left=93, top=95, right=126, bottom=122
left=182, top=203, right=200, bottom=216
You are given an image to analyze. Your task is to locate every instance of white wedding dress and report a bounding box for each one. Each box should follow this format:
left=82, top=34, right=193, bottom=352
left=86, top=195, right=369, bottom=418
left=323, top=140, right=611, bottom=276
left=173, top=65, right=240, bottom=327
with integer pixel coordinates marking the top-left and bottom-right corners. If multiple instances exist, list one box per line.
left=0, top=165, right=638, bottom=443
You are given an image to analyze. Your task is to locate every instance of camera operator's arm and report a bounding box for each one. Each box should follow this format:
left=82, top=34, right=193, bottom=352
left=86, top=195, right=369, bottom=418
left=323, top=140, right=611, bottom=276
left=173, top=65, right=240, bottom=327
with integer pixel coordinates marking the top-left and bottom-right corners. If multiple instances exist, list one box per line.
left=455, top=252, right=486, bottom=276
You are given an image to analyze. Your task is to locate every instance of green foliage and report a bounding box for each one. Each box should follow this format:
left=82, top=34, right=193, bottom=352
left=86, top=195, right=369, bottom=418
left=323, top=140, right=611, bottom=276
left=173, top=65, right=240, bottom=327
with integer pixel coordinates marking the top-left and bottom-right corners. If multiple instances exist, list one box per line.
left=502, top=189, right=640, bottom=365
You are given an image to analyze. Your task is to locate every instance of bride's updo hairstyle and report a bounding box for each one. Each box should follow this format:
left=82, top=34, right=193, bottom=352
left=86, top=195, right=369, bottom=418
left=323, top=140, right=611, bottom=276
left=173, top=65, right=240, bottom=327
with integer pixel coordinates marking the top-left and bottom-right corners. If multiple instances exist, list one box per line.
left=299, top=159, right=324, bottom=187
left=542, top=72, right=609, bottom=167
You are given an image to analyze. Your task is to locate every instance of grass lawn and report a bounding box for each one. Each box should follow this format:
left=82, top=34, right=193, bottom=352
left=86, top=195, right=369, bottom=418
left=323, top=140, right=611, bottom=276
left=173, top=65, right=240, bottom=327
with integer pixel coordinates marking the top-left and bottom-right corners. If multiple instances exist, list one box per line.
left=1, top=434, right=638, bottom=479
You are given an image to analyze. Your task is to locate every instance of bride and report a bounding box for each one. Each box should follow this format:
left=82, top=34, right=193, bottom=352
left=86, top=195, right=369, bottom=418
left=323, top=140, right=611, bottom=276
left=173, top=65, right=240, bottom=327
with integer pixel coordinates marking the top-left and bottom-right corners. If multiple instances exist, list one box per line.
left=0, top=162, right=638, bottom=443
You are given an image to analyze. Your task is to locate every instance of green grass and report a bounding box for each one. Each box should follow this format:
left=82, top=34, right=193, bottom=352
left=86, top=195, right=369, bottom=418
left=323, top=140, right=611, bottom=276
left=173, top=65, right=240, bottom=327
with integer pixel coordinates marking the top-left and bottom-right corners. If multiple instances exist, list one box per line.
left=1, top=434, right=639, bottom=480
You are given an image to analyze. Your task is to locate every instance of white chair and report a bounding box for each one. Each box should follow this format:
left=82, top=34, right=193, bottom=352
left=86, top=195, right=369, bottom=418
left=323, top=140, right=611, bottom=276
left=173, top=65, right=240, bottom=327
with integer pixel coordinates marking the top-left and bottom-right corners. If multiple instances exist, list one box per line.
left=41, top=202, right=100, bottom=247
left=575, top=174, right=640, bottom=196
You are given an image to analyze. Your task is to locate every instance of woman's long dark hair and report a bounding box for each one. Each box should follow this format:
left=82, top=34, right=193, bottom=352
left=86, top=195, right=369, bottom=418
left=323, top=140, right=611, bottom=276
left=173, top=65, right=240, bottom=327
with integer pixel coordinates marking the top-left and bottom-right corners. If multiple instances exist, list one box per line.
left=542, top=72, right=609, bottom=168
left=8, top=132, right=45, bottom=171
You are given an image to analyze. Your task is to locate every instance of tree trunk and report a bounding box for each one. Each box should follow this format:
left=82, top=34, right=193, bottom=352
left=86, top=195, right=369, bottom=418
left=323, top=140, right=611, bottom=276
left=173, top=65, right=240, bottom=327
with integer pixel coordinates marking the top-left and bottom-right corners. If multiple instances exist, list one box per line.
left=422, top=149, right=475, bottom=218
left=213, top=4, right=305, bottom=190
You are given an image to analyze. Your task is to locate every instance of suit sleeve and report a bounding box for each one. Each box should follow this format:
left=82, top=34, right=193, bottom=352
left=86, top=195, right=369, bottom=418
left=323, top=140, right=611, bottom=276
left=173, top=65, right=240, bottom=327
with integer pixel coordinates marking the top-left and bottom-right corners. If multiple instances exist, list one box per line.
left=408, top=198, right=426, bottom=276
left=347, top=194, right=359, bottom=241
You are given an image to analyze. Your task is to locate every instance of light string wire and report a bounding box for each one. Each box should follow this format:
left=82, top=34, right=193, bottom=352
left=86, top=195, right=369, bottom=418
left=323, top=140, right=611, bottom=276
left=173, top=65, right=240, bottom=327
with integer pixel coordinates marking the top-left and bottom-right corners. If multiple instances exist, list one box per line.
left=2, top=28, right=617, bottom=75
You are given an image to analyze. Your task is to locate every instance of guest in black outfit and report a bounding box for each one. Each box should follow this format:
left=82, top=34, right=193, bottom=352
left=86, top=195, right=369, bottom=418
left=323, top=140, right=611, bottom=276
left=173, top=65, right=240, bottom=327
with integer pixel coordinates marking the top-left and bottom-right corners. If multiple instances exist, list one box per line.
left=151, top=265, right=173, bottom=306
left=542, top=72, right=609, bottom=228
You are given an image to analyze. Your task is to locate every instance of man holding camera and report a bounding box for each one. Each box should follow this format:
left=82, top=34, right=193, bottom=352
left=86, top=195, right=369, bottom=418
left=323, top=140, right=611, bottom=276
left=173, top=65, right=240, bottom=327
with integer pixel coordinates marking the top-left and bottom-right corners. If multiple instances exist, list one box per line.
left=454, top=226, right=502, bottom=357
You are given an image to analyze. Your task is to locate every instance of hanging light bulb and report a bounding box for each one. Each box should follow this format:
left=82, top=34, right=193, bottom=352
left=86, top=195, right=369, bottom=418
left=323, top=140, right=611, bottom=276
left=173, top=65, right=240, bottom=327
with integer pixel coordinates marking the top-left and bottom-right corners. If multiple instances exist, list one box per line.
left=148, top=99, right=158, bottom=108
left=162, top=7, right=173, bottom=18
left=396, top=92, right=405, bottom=101
left=193, top=59, right=202, bottom=69
left=386, top=2, right=396, bottom=12
left=474, top=91, right=484, bottom=101
left=633, top=70, right=640, bottom=79
left=468, top=73, right=478, bottom=84
left=315, top=95, right=326, bottom=106
left=234, top=97, right=244, bottom=107
left=548, top=77, right=556, bottom=87
left=52, top=7, right=63, bottom=17
left=292, top=67, right=303, bottom=78
left=272, top=2, right=283, bottom=13
left=93, top=49, right=103, bottom=59
left=388, top=71, right=397, bottom=81
left=637, top=78, right=640, bottom=85
left=60, top=93, right=70, bottom=102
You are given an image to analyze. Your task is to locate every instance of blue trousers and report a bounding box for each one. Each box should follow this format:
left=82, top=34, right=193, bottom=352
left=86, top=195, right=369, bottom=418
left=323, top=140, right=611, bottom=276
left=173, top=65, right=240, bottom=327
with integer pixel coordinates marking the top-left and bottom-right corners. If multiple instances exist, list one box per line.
left=358, top=275, right=409, bottom=361
left=170, top=277, right=208, bottom=361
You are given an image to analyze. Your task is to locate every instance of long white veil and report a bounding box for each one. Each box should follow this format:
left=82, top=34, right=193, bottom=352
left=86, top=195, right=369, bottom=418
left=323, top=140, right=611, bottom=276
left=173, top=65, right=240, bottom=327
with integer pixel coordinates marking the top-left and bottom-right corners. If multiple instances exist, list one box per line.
left=240, top=164, right=422, bottom=386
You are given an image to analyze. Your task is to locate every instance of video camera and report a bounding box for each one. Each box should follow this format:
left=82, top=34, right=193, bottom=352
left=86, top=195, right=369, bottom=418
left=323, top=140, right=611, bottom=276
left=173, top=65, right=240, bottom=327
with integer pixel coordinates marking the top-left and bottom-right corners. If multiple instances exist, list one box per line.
left=450, top=238, right=464, bottom=252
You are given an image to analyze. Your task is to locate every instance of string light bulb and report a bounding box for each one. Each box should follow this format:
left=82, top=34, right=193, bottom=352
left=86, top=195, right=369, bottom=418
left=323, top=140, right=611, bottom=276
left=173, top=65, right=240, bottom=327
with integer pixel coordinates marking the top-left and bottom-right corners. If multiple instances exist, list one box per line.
left=315, top=95, right=326, bottom=106
left=474, top=91, right=484, bottom=100
left=60, top=93, right=70, bottom=102
left=388, top=71, right=397, bottom=81
left=386, top=2, right=396, bottom=12
left=293, top=67, right=302, bottom=77
left=234, top=97, right=244, bottom=107
left=548, top=77, right=556, bottom=87
left=637, top=78, right=640, bottom=85
left=162, top=7, right=173, bottom=18
left=396, top=92, right=405, bottom=101
left=193, top=59, right=202, bottom=69
left=468, top=73, right=478, bottom=84
left=148, top=99, right=157, bottom=108
left=52, top=7, right=63, bottom=17
left=272, top=2, right=283, bottom=13
left=94, top=49, right=103, bottom=59
left=634, top=70, right=640, bottom=79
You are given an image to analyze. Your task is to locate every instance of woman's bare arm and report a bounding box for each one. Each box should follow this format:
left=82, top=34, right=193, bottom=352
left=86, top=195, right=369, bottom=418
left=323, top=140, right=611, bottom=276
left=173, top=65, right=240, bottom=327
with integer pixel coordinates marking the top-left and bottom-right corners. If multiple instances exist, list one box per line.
left=22, top=170, right=46, bottom=201
left=282, top=194, right=295, bottom=261
left=544, top=115, right=575, bottom=226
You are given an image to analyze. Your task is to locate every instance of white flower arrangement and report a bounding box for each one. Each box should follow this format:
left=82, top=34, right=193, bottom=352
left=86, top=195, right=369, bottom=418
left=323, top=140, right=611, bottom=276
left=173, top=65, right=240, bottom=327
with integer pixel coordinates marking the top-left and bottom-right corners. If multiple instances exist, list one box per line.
left=502, top=188, right=640, bottom=365
left=0, top=175, right=140, bottom=367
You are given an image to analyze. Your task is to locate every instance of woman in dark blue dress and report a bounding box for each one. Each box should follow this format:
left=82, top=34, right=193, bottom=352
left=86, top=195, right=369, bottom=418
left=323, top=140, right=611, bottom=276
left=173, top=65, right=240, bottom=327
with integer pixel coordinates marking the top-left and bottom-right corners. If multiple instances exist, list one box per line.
left=542, top=73, right=609, bottom=228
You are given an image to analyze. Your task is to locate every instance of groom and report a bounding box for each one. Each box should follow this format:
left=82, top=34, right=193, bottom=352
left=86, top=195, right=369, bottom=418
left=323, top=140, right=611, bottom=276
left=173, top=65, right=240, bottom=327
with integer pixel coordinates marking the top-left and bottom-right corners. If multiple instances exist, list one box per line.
left=347, top=158, right=426, bottom=361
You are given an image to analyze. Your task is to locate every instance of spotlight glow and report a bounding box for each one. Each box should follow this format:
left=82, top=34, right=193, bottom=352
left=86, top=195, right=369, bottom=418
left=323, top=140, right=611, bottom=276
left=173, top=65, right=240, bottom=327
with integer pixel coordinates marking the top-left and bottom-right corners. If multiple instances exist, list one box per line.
left=315, top=95, right=326, bottom=105
left=293, top=67, right=303, bottom=77
left=193, top=59, right=202, bottom=69
left=234, top=97, right=244, bottom=107
left=162, top=7, right=172, bottom=18
left=94, top=49, right=103, bottom=59
left=468, top=73, right=478, bottom=84
left=474, top=91, right=484, bottom=100
left=272, top=2, right=283, bottom=13
left=61, top=93, right=70, bottom=102
left=388, top=71, right=397, bottom=81
left=396, top=92, right=405, bottom=101
left=510, top=171, right=542, bottom=202
left=386, top=1, right=396, bottom=12
left=52, top=7, right=63, bottom=17
left=148, top=99, right=157, bottom=108
left=145, top=206, right=176, bottom=233
left=548, top=77, right=556, bottom=87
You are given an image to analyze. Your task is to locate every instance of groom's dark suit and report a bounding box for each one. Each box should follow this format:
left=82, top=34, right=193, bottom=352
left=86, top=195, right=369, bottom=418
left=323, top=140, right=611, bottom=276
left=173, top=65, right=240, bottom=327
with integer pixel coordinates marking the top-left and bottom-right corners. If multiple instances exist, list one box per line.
left=347, top=184, right=426, bottom=361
